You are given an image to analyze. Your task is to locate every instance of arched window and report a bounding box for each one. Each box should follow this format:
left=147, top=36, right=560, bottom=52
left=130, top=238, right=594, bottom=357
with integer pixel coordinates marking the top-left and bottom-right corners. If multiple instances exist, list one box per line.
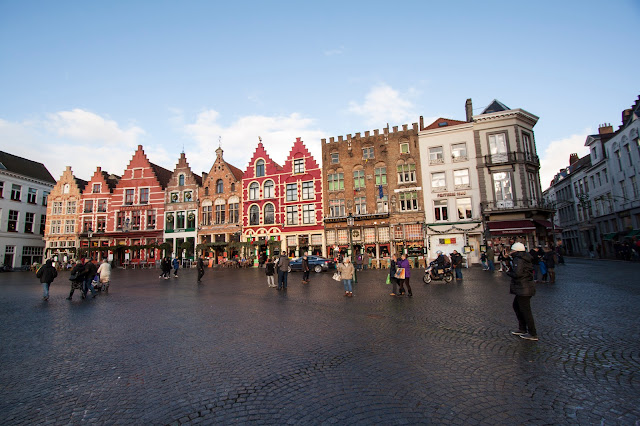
left=230, top=182, right=236, bottom=192
left=216, top=179, right=224, bottom=194
left=264, top=180, right=274, bottom=198
left=256, top=160, right=265, bottom=177
left=249, top=182, right=260, bottom=200
left=179, top=174, right=185, bottom=186
left=250, top=205, right=260, bottom=225
left=264, top=203, right=275, bottom=224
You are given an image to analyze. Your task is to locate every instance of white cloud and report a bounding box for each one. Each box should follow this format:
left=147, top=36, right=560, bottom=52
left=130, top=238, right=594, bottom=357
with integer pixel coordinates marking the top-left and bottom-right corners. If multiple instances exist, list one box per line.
left=348, top=84, right=418, bottom=126
left=539, top=128, right=591, bottom=190
left=47, top=109, right=144, bottom=146
left=183, top=110, right=326, bottom=175
left=324, top=46, right=344, bottom=56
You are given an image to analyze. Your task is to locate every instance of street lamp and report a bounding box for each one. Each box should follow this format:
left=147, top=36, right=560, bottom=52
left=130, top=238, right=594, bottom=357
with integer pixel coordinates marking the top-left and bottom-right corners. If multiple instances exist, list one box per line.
left=346, top=212, right=357, bottom=283
left=87, top=227, right=93, bottom=261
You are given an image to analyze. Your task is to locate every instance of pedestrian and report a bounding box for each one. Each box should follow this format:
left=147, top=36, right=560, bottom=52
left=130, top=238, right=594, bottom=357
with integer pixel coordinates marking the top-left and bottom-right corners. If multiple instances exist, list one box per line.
left=529, top=246, right=542, bottom=282
left=588, top=244, right=596, bottom=259
left=96, top=259, right=111, bottom=293
left=451, top=250, right=463, bottom=280
left=172, top=257, right=180, bottom=278
left=480, top=252, right=488, bottom=270
left=337, top=256, right=355, bottom=297
left=543, top=246, right=557, bottom=283
left=196, top=254, right=205, bottom=283
left=301, top=254, right=310, bottom=284
left=36, top=259, right=57, bottom=301
left=507, top=242, right=538, bottom=341
left=83, top=258, right=98, bottom=299
left=67, top=260, right=86, bottom=300
left=355, top=252, right=363, bottom=271
left=362, top=251, right=369, bottom=270
left=397, top=253, right=412, bottom=297
left=265, top=258, right=276, bottom=287
left=159, top=257, right=169, bottom=279
left=389, top=253, right=399, bottom=296
left=486, top=244, right=495, bottom=272
left=277, top=252, right=290, bottom=290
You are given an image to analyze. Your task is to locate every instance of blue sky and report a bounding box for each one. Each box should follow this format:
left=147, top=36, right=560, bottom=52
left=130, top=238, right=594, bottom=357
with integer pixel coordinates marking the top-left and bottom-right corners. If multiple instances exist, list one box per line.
left=1, top=0, right=638, bottom=189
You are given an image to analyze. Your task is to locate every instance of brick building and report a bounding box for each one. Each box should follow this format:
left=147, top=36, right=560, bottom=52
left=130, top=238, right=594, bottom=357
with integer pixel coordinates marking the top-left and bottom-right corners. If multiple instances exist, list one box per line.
left=321, top=123, right=425, bottom=266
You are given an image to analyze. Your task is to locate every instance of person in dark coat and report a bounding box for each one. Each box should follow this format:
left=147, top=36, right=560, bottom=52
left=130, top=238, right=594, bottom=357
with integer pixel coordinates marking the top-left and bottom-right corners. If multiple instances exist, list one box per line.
left=397, top=253, right=412, bottom=297
left=197, top=255, right=205, bottom=283
left=37, top=259, right=58, bottom=301
left=507, top=242, right=538, bottom=341
left=389, top=253, right=399, bottom=296
left=301, top=254, right=310, bottom=284
left=83, top=259, right=98, bottom=298
left=529, top=246, right=543, bottom=282
left=451, top=250, right=463, bottom=280
left=277, top=253, right=290, bottom=290
left=543, top=246, right=557, bottom=283
left=265, top=258, right=276, bottom=287
left=67, top=260, right=86, bottom=300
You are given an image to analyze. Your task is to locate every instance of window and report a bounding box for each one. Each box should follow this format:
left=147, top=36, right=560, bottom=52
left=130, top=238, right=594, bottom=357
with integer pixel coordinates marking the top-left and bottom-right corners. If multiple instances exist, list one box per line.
left=8, top=210, right=18, bottom=232
left=249, top=182, right=259, bottom=200
left=456, top=198, right=472, bottom=220
left=129, top=211, right=140, bottom=230
left=264, top=204, right=275, bottom=224
left=50, top=219, right=61, bottom=234
left=331, top=152, right=339, bottom=164
left=294, top=158, right=304, bottom=174
left=363, top=147, right=374, bottom=160
left=230, top=183, right=236, bottom=192
left=431, top=172, right=446, bottom=190
left=229, top=203, right=239, bottom=223
left=250, top=205, right=260, bottom=225
left=429, top=147, right=444, bottom=164
left=263, top=180, right=274, bottom=198
left=140, top=188, right=149, bottom=204
left=302, top=204, right=314, bottom=224
left=615, top=150, right=622, bottom=171
left=125, top=189, right=134, bottom=205
left=27, top=188, right=37, bottom=204
left=353, top=170, right=365, bottom=189
left=625, top=145, right=632, bottom=166
left=84, top=200, right=93, bottom=213
left=186, top=210, right=196, bottom=229
left=97, top=199, right=107, bottom=212
left=92, top=184, right=101, bottom=193
left=215, top=204, right=226, bottom=224
left=621, top=180, right=627, bottom=201
left=202, top=205, right=212, bottom=226
left=52, top=201, right=62, bottom=215
left=451, top=143, right=467, bottom=161
left=397, top=163, right=416, bottom=183
left=41, top=191, right=49, bottom=206
left=400, top=142, right=410, bottom=154
left=375, top=167, right=387, bottom=185
left=66, top=201, right=76, bottom=214
left=603, top=168, right=608, bottom=183
left=63, top=183, right=70, bottom=194
left=117, top=211, right=125, bottom=229
left=183, top=191, right=193, bottom=202
left=82, top=218, right=92, bottom=232
left=179, top=174, right=185, bottom=186
left=175, top=211, right=184, bottom=229
left=0, top=181, right=3, bottom=198
left=170, top=192, right=179, bottom=203
left=256, top=160, right=265, bottom=177
left=528, top=172, right=538, bottom=200
left=165, top=213, right=174, bottom=231
left=329, top=199, right=345, bottom=217
left=377, top=195, right=389, bottom=213
left=631, top=176, right=639, bottom=199
left=286, top=183, right=298, bottom=202
left=64, top=219, right=75, bottom=234
left=11, top=184, right=21, bottom=201
left=355, top=197, right=367, bottom=214
left=453, top=169, right=470, bottom=188
left=399, top=192, right=418, bottom=211
left=493, top=172, right=513, bottom=203
left=204, top=187, right=209, bottom=196
left=522, top=133, right=533, bottom=160
left=489, top=133, right=508, bottom=162
left=302, top=181, right=314, bottom=200
left=97, top=217, right=106, bottom=232
left=286, top=206, right=298, bottom=225
left=216, top=179, right=224, bottom=194
left=328, top=173, right=344, bottom=191
left=590, top=176, right=595, bottom=189
left=434, top=200, right=448, bottom=221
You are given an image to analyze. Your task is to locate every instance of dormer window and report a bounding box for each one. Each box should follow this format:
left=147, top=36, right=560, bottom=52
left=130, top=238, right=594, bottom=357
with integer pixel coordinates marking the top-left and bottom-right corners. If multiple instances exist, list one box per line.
left=256, top=160, right=265, bottom=177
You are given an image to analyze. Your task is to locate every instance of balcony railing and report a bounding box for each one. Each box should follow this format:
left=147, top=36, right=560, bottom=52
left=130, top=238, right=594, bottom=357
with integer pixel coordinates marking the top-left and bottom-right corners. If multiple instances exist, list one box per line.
left=483, top=151, right=540, bottom=166
left=481, top=198, right=555, bottom=212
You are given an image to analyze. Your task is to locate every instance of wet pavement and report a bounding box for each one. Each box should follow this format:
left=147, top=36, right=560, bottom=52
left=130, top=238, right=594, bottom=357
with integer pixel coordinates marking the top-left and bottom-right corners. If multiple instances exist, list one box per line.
left=0, top=258, right=639, bottom=425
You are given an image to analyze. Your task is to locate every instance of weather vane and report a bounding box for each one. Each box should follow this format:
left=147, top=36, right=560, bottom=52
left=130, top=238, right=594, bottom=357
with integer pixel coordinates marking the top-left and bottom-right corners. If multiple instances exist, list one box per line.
left=218, top=136, right=221, bottom=148
left=259, top=136, right=262, bottom=143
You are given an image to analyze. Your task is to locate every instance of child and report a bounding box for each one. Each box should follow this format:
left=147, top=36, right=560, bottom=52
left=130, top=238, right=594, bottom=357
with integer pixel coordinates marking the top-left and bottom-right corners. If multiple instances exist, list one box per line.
left=265, top=258, right=276, bottom=288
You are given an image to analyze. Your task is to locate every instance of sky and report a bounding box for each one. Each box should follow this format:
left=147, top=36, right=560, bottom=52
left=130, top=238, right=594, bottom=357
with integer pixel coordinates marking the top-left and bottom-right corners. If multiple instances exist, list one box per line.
left=1, top=0, right=639, bottom=190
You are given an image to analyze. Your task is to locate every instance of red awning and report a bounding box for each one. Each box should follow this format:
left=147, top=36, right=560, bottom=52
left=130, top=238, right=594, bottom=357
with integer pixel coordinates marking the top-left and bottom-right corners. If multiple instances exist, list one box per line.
left=535, top=220, right=562, bottom=233
left=488, top=220, right=536, bottom=235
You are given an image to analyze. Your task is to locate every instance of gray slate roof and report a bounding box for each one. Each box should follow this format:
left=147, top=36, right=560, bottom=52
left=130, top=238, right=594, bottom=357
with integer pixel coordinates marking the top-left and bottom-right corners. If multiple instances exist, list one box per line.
left=0, top=151, right=56, bottom=184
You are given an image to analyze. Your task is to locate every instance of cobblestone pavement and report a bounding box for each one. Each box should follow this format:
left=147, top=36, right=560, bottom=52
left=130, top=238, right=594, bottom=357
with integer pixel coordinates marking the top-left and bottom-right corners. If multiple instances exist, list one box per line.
left=0, top=258, right=639, bottom=425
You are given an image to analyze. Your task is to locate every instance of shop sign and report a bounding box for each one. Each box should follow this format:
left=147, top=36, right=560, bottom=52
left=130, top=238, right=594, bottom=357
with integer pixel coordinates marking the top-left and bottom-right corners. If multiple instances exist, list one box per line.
left=438, top=238, right=457, bottom=244
left=436, top=191, right=467, bottom=198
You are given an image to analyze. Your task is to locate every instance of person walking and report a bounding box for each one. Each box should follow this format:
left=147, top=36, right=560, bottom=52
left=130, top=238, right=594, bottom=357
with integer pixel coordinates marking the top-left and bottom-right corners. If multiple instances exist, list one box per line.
left=82, top=259, right=98, bottom=299
left=355, top=252, right=363, bottom=271
left=362, top=251, right=369, bottom=270
left=277, top=252, right=290, bottom=291
left=389, top=253, right=399, bottom=296
left=265, top=258, right=276, bottom=287
left=397, top=253, right=413, bottom=297
left=543, top=246, right=557, bottom=283
left=507, top=242, right=538, bottom=341
left=486, top=245, right=495, bottom=272
left=451, top=250, right=463, bottom=280
left=337, top=256, right=355, bottom=297
left=197, top=255, right=205, bottom=283
left=301, top=254, right=310, bottom=284
left=480, top=252, right=488, bottom=270
left=37, top=259, right=57, bottom=301
left=172, top=257, right=180, bottom=278
left=96, top=259, right=111, bottom=293
left=159, top=257, right=169, bottom=279
left=67, top=260, right=86, bottom=300
left=529, top=246, right=543, bottom=282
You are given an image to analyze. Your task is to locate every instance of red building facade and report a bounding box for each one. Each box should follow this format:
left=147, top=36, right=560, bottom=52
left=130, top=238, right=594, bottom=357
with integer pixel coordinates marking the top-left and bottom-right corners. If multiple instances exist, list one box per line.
left=78, top=167, right=119, bottom=259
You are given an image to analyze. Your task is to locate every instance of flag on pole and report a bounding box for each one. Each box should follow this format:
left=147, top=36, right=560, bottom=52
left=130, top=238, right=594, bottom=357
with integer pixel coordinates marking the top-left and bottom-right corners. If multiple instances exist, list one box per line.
left=378, top=185, right=384, bottom=199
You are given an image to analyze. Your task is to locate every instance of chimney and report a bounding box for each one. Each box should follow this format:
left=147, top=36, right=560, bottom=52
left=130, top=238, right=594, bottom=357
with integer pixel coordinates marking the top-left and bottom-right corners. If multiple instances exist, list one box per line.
left=598, top=123, right=613, bottom=135
left=569, top=153, right=579, bottom=165
left=465, top=98, right=473, bottom=122
left=420, top=115, right=424, bottom=130
left=622, top=109, right=632, bottom=124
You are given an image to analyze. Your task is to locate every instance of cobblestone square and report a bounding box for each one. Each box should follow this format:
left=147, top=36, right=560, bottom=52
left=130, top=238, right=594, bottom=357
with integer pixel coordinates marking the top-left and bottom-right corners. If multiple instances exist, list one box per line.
left=0, top=259, right=639, bottom=424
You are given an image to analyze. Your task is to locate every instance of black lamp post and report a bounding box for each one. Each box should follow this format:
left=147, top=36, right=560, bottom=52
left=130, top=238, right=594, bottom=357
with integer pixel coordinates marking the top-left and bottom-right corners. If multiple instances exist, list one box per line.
left=347, top=212, right=357, bottom=283
left=87, top=227, right=93, bottom=261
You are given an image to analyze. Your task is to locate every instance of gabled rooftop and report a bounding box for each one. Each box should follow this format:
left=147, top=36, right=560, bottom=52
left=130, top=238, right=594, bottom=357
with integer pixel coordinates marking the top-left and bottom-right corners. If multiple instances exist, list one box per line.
left=0, top=151, right=56, bottom=184
left=481, top=99, right=511, bottom=114
left=423, top=117, right=469, bottom=131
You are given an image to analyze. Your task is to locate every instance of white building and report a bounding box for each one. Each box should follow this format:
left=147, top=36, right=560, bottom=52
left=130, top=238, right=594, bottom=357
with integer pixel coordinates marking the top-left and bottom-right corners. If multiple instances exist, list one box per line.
left=0, top=151, right=56, bottom=268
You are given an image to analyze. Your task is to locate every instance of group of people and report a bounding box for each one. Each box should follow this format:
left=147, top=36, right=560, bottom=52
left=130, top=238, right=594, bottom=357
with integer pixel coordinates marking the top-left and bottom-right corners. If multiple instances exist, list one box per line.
left=36, top=257, right=112, bottom=301
left=263, top=252, right=296, bottom=290
left=159, top=257, right=181, bottom=279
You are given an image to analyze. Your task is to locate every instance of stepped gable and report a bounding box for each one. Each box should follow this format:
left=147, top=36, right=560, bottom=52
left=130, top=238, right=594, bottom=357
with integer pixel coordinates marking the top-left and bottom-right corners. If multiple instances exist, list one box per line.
left=282, top=137, right=319, bottom=171
left=424, top=117, right=468, bottom=130
left=74, top=177, right=88, bottom=192
left=168, top=152, right=202, bottom=186
left=100, top=170, right=120, bottom=191
left=0, top=151, right=56, bottom=183
left=119, top=145, right=171, bottom=189
left=149, top=163, right=172, bottom=189
left=242, top=141, right=283, bottom=178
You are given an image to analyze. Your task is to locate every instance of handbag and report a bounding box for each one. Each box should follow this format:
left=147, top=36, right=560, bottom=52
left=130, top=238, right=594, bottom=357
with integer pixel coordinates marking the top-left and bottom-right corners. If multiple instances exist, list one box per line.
left=332, top=272, right=341, bottom=281
left=69, top=272, right=78, bottom=281
left=539, top=261, right=547, bottom=276
left=385, top=274, right=391, bottom=285
left=394, top=267, right=405, bottom=280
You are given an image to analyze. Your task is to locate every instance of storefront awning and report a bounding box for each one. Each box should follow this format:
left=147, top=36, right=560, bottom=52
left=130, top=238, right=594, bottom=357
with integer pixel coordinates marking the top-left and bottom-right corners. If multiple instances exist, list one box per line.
left=535, top=220, right=562, bottom=233
left=603, top=232, right=618, bottom=241
left=623, top=229, right=640, bottom=238
left=488, top=220, right=536, bottom=235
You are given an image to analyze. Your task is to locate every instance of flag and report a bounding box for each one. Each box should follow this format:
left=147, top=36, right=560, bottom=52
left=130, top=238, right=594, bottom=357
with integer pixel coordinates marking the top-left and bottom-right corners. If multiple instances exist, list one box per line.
left=378, top=185, right=384, bottom=199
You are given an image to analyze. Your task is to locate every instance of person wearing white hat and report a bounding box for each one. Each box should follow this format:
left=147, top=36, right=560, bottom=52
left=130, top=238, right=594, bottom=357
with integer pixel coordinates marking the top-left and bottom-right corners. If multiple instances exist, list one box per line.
left=506, top=242, right=538, bottom=341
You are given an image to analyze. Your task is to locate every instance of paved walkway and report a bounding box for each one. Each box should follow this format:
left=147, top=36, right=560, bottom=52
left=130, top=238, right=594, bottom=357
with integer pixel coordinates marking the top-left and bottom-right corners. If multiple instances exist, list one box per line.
left=0, top=259, right=639, bottom=424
